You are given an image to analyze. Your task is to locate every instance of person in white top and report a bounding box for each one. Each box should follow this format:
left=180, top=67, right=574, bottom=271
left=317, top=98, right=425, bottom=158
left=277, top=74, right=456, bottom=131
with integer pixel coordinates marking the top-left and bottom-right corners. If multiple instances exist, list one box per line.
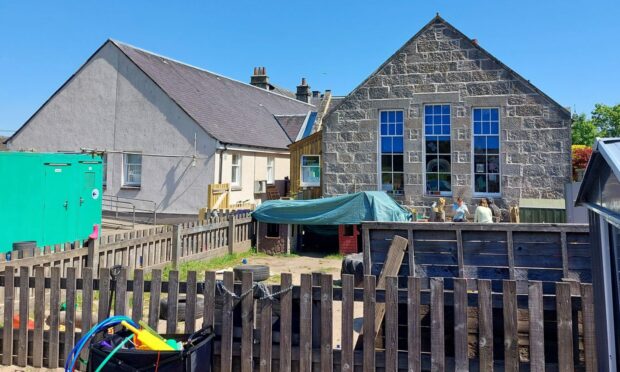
left=474, top=199, right=494, bottom=223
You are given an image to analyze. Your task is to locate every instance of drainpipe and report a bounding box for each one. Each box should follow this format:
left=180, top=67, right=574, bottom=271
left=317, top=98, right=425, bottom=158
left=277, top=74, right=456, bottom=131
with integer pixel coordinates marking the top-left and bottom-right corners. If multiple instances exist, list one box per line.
left=218, top=142, right=228, bottom=183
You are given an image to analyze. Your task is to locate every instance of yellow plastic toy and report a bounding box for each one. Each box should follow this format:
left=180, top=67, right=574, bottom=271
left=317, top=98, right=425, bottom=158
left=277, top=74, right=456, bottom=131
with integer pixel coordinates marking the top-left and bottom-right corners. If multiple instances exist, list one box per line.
left=121, top=321, right=174, bottom=351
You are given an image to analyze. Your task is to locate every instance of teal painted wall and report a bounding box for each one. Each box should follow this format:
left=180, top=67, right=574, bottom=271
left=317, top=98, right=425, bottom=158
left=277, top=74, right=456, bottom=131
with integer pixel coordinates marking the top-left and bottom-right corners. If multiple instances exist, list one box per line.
left=0, top=152, right=103, bottom=253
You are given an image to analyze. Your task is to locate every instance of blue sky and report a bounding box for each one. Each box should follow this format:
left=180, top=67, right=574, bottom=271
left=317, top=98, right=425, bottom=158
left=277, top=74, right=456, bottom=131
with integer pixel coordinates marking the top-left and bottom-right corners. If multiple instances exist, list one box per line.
left=0, top=0, right=618, bottom=135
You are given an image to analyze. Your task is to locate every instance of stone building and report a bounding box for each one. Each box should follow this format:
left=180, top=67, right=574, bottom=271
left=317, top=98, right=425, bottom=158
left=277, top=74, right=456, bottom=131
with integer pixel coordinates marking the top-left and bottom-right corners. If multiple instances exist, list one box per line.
left=322, top=15, right=572, bottom=208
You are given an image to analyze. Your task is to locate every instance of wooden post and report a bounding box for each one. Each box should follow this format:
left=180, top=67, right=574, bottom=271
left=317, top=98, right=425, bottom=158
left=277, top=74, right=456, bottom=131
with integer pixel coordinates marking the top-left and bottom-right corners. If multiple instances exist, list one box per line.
left=456, top=229, right=465, bottom=278
left=17, top=267, right=30, bottom=367
left=172, top=224, right=181, bottom=269
left=241, top=272, right=254, bottom=372
left=507, top=231, right=515, bottom=280
left=299, top=274, right=313, bottom=372
left=362, top=225, right=371, bottom=275
left=2, top=266, right=14, bottom=366
left=560, top=231, right=569, bottom=278
left=431, top=278, right=445, bottom=372
left=528, top=281, right=545, bottom=372
left=503, top=280, right=518, bottom=372
left=228, top=213, right=235, bottom=254
left=87, top=238, right=98, bottom=271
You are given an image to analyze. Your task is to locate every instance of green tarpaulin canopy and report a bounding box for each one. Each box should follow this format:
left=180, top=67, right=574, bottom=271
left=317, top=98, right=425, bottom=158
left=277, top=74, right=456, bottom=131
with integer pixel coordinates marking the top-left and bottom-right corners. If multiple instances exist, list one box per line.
left=251, top=191, right=412, bottom=225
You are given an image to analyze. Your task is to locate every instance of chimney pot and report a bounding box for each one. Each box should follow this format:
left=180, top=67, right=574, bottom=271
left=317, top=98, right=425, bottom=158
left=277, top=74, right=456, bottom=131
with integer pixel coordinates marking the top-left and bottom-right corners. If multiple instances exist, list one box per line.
left=296, top=78, right=311, bottom=103
left=472, top=39, right=478, bottom=46
left=250, top=66, right=269, bottom=89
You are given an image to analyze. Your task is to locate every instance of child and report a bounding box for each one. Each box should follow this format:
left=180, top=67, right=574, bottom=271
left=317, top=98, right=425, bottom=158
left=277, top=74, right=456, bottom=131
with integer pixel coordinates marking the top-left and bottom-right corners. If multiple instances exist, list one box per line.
left=452, top=197, right=469, bottom=222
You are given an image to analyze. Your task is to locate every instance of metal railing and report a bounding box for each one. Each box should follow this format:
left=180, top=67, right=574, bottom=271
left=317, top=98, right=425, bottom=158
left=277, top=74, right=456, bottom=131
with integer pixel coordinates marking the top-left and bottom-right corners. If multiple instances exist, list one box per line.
left=102, top=195, right=157, bottom=228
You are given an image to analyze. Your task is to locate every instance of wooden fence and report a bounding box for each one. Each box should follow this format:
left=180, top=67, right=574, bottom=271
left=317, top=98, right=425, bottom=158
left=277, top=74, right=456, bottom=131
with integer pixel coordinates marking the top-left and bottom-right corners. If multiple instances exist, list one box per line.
left=0, top=212, right=254, bottom=275
left=0, top=266, right=596, bottom=371
left=363, top=222, right=591, bottom=293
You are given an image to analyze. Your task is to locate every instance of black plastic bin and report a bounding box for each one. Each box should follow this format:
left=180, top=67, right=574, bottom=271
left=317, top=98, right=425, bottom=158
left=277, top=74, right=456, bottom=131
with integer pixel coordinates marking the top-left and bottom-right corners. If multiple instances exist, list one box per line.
left=88, top=326, right=214, bottom=372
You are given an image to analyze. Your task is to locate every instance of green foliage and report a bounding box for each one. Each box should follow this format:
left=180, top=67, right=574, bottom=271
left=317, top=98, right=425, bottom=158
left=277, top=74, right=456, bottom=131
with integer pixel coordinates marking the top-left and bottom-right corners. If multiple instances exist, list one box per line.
left=571, top=113, right=598, bottom=146
left=591, top=103, right=620, bottom=137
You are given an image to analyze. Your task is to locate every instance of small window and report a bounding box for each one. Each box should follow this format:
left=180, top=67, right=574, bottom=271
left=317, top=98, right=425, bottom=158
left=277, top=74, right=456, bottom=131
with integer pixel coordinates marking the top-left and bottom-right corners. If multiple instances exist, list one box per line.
left=267, top=157, right=275, bottom=184
left=301, top=155, right=320, bottom=187
left=123, top=153, right=142, bottom=187
left=380, top=110, right=405, bottom=195
left=266, top=223, right=280, bottom=238
left=231, top=154, right=241, bottom=188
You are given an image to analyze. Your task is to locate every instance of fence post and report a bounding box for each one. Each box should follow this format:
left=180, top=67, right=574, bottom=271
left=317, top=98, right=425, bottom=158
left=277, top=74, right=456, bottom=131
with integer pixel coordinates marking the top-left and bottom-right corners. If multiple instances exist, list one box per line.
left=228, top=213, right=235, bottom=254
left=87, top=238, right=99, bottom=272
left=172, top=224, right=182, bottom=270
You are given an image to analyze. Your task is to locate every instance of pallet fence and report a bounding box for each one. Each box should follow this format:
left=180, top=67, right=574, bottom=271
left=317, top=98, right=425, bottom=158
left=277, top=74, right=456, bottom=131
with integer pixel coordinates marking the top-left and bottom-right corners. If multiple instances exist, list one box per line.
left=0, top=212, right=254, bottom=275
left=0, top=267, right=597, bottom=371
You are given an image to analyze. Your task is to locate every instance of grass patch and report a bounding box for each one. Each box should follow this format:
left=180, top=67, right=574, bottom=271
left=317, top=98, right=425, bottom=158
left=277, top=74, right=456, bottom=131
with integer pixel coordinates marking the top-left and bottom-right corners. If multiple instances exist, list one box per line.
left=323, top=253, right=344, bottom=260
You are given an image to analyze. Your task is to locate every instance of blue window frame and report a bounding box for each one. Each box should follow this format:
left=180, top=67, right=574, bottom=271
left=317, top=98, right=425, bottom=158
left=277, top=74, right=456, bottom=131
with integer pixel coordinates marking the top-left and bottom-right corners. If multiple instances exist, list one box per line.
left=473, top=108, right=500, bottom=194
left=425, top=104, right=451, bottom=195
left=380, top=110, right=404, bottom=195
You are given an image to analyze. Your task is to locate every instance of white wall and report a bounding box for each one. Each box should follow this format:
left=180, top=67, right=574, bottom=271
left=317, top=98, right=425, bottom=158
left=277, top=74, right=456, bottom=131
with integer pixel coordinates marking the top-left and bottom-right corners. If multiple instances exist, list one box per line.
left=9, top=42, right=218, bottom=214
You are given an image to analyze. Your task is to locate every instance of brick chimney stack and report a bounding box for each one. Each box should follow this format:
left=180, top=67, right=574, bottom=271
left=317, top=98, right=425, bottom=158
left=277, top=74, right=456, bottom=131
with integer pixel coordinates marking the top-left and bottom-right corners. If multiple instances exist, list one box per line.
left=250, top=67, right=270, bottom=89
left=296, top=77, right=311, bottom=103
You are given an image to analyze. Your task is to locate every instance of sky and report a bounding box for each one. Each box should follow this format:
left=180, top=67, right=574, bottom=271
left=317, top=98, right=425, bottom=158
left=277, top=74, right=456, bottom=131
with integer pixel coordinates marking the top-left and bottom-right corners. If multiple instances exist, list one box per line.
left=0, top=0, right=618, bottom=135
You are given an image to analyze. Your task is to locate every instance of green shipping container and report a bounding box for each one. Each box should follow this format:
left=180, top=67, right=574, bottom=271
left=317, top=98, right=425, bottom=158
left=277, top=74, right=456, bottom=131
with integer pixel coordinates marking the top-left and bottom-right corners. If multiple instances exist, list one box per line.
left=0, top=152, right=103, bottom=253
left=519, top=198, right=567, bottom=224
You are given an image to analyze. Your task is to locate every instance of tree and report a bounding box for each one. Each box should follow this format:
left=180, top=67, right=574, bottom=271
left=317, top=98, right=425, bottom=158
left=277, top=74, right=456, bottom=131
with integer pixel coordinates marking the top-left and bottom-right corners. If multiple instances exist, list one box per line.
left=571, top=113, right=598, bottom=146
left=592, top=103, right=620, bottom=137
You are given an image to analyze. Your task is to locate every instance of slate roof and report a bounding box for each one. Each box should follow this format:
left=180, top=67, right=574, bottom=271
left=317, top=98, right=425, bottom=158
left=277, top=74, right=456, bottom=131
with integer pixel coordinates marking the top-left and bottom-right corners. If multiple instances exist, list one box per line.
left=274, top=114, right=308, bottom=142
left=112, top=41, right=315, bottom=149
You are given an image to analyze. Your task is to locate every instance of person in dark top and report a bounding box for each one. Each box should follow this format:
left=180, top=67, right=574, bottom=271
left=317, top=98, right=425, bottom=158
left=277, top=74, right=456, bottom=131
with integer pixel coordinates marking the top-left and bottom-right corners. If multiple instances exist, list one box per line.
left=485, top=198, right=501, bottom=222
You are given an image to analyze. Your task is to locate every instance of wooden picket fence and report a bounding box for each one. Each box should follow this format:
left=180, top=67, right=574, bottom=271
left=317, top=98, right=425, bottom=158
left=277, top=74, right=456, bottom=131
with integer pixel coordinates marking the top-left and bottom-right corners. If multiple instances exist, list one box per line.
left=0, top=212, right=254, bottom=275
left=0, top=266, right=596, bottom=371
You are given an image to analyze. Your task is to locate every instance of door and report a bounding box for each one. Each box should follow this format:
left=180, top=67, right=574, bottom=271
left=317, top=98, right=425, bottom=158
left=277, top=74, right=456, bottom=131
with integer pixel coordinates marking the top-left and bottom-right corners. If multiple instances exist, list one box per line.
left=76, top=160, right=103, bottom=239
left=43, top=163, right=72, bottom=247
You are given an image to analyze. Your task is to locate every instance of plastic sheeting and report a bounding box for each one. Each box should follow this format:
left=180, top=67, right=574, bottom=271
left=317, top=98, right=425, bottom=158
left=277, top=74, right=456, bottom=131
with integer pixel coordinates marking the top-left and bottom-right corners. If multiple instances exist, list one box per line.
left=251, top=191, right=412, bottom=225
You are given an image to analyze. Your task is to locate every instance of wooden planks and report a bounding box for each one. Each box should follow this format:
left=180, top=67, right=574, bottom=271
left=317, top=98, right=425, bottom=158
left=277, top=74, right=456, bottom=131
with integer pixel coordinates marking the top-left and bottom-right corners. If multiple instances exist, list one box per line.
left=430, top=277, right=445, bottom=372
left=148, top=269, right=162, bottom=329
left=341, top=274, right=354, bottom=372
left=259, top=284, right=273, bottom=372
left=203, top=271, right=216, bottom=329
left=132, top=269, right=144, bottom=324
left=321, top=274, right=333, bottom=372
left=185, top=270, right=197, bottom=333
left=221, top=271, right=234, bottom=372
left=49, top=267, right=61, bottom=368
left=2, top=266, right=14, bottom=366
left=64, top=267, right=76, bottom=365
left=241, top=271, right=254, bottom=372
left=17, top=267, right=29, bottom=367
left=280, top=273, right=293, bottom=372
left=478, top=279, right=493, bottom=372
left=385, top=276, right=398, bottom=372
left=453, top=277, right=468, bottom=371
left=528, top=281, right=545, bottom=371
left=581, top=283, right=597, bottom=371
left=363, top=275, right=376, bottom=372
left=408, top=276, right=421, bottom=372
left=299, top=273, right=313, bottom=372
left=503, top=280, right=518, bottom=372
left=32, top=266, right=45, bottom=368
left=556, top=282, right=574, bottom=372
left=166, top=270, right=179, bottom=334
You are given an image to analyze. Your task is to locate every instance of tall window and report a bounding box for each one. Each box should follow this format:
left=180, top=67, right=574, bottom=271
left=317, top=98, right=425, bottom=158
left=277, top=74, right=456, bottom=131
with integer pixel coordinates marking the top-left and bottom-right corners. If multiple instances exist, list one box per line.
left=380, top=110, right=404, bottom=195
left=301, top=155, right=320, bottom=187
left=473, top=108, right=500, bottom=194
left=267, top=157, right=275, bottom=184
left=425, top=105, right=451, bottom=195
left=123, top=153, right=142, bottom=187
left=231, top=154, right=241, bottom=188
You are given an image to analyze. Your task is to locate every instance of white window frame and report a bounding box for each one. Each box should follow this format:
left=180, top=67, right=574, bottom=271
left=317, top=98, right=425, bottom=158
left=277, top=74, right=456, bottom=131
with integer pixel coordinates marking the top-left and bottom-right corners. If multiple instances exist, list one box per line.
left=471, top=107, right=501, bottom=197
left=377, top=110, right=405, bottom=196
left=423, top=104, right=452, bottom=197
left=267, top=157, right=275, bottom=185
left=300, top=155, right=321, bottom=187
left=122, top=152, right=142, bottom=187
left=231, top=154, right=242, bottom=189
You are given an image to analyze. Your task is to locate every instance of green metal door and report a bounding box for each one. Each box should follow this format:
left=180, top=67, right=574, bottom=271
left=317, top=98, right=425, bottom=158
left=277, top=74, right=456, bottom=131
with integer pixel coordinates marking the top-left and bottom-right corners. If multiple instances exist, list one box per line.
left=43, top=163, right=73, bottom=247
left=76, top=159, right=103, bottom=238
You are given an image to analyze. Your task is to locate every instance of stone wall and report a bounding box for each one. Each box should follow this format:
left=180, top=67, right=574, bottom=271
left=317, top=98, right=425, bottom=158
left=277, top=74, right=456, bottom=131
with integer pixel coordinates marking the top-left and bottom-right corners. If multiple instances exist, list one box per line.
left=322, top=17, right=572, bottom=208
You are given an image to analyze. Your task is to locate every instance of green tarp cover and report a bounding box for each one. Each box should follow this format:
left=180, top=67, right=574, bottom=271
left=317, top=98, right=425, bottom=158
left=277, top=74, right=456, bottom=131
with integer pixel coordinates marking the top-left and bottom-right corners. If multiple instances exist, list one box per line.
left=251, top=191, right=412, bottom=225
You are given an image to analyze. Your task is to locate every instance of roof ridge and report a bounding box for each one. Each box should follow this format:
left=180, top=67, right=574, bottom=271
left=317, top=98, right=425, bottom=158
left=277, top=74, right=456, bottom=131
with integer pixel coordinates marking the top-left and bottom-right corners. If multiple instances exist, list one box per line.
left=109, top=39, right=316, bottom=108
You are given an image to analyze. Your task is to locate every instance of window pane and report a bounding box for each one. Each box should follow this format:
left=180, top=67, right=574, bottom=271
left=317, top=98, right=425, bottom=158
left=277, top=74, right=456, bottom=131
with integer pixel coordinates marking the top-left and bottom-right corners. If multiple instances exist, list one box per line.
left=442, top=125, right=450, bottom=135
left=426, top=155, right=438, bottom=172
left=491, top=122, right=499, bottom=134
left=426, top=138, right=437, bottom=154
left=381, top=123, right=388, bottom=135
left=438, top=173, right=451, bottom=192
left=425, top=125, right=432, bottom=135
left=381, top=155, right=392, bottom=172
left=438, top=136, right=450, bottom=153
left=393, top=137, right=404, bottom=153
left=491, top=108, right=499, bottom=120
left=474, top=122, right=482, bottom=135
left=488, top=174, right=500, bottom=193
left=438, top=155, right=451, bottom=172
left=474, top=155, right=487, bottom=173
left=381, top=111, right=388, bottom=123
left=395, top=111, right=403, bottom=123
left=433, top=115, right=442, bottom=124
left=381, top=137, right=392, bottom=153
left=434, top=105, right=442, bottom=115
left=388, top=111, right=396, bottom=123
left=487, top=136, right=499, bottom=153
left=442, top=115, right=450, bottom=125
left=389, top=123, right=395, bottom=135
left=474, top=174, right=487, bottom=193
left=302, top=166, right=320, bottom=185
left=474, top=109, right=482, bottom=121
left=426, top=173, right=439, bottom=192
left=303, top=156, right=319, bottom=166
left=381, top=173, right=393, bottom=191
left=425, top=116, right=432, bottom=125
left=442, top=105, right=450, bottom=115
left=393, top=155, right=403, bottom=172
left=393, top=173, right=404, bottom=193
left=425, top=106, right=432, bottom=115
left=395, top=123, right=403, bottom=136
left=483, top=123, right=490, bottom=134
left=482, top=109, right=490, bottom=121
left=127, top=154, right=141, bottom=164
left=488, top=155, right=500, bottom=173
left=474, top=137, right=486, bottom=154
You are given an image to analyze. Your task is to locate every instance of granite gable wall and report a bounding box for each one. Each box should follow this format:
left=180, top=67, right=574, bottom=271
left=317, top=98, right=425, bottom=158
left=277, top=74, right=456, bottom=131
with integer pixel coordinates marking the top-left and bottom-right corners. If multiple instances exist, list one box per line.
left=322, top=17, right=571, bottom=207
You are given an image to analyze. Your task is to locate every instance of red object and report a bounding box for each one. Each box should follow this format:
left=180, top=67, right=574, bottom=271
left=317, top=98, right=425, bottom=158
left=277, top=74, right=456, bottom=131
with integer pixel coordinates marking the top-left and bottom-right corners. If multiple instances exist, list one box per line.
left=89, top=224, right=100, bottom=240
left=13, top=315, right=35, bottom=330
left=338, top=225, right=360, bottom=255
left=572, top=146, right=593, bottom=180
